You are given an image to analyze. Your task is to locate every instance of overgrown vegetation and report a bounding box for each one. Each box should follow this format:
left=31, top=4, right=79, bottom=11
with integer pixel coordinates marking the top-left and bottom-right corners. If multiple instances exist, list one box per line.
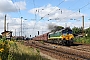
left=72, top=27, right=90, bottom=37
left=11, top=41, right=49, bottom=60
left=74, top=37, right=90, bottom=44
left=72, top=27, right=90, bottom=44
left=72, top=27, right=83, bottom=35
left=0, top=37, right=19, bottom=60
left=0, top=38, right=49, bottom=60
left=39, top=41, right=44, bottom=44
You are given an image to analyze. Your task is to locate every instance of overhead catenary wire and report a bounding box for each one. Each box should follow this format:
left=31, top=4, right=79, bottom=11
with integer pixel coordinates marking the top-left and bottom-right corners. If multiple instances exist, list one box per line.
left=32, top=0, right=37, bottom=30
left=11, top=0, right=22, bottom=22
left=33, top=0, right=37, bottom=20
left=12, top=0, right=90, bottom=37
left=32, top=0, right=84, bottom=33
left=11, top=0, right=24, bottom=36
left=32, top=0, right=40, bottom=36
left=40, top=0, right=65, bottom=20
left=12, top=0, right=22, bottom=16
left=31, top=0, right=66, bottom=36
left=40, top=0, right=90, bottom=21
left=62, top=2, right=90, bottom=20
left=32, top=0, right=65, bottom=29
left=31, top=0, right=90, bottom=36
left=47, top=1, right=90, bottom=21
left=33, top=1, right=90, bottom=34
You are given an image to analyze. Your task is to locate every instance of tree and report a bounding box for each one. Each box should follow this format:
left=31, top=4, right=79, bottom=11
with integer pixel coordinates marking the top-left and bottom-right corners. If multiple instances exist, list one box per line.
left=85, top=27, right=90, bottom=37
left=72, top=27, right=83, bottom=35
left=0, top=35, right=2, bottom=38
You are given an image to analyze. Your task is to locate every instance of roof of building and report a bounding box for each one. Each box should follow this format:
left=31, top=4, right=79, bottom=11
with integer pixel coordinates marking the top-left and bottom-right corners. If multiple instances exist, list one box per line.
left=1, top=31, right=12, bottom=34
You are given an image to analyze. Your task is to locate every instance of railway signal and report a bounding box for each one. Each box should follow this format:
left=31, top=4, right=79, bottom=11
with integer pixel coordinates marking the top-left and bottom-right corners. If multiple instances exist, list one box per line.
left=30, top=35, right=31, bottom=37
left=38, top=31, right=39, bottom=35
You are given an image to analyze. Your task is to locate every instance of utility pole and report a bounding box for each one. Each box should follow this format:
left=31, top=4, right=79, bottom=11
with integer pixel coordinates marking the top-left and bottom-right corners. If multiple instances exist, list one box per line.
left=42, top=28, right=43, bottom=34
left=19, top=31, right=20, bottom=36
left=82, top=15, right=84, bottom=35
left=38, top=31, right=39, bottom=35
left=15, top=29, right=16, bottom=37
left=65, top=23, right=67, bottom=28
left=4, top=15, right=6, bottom=32
left=4, top=14, right=6, bottom=37
left=21, top=17, right=23, bottom=37
left=7, top=23, right=9, bottom=31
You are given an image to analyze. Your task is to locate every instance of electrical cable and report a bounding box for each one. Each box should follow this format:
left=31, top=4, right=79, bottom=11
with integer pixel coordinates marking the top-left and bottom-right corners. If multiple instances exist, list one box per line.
left=40, top=0, right=65, bottom=20
left=61, top=2, right=90, bottom=20
left=32, top=0, right=65, bottom=36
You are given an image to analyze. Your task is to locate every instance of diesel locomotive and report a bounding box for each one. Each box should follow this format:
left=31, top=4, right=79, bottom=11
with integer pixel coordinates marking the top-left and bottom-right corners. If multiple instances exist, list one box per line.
left=48, top=27, right=74, bottom=45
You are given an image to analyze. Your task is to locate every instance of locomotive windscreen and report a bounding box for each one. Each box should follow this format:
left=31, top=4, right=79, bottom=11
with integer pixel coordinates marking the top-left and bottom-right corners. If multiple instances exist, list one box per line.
left=62, top=29, right=72, bottom=34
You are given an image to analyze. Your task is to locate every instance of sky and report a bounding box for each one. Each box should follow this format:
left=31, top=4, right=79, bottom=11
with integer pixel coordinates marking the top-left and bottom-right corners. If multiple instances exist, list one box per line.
left=0, top=0, right=90, bottom=37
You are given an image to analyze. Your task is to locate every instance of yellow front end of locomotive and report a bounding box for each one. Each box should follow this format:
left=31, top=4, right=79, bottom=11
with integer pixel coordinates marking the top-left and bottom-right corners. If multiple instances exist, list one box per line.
left=62, top=34, right=74, bottom=40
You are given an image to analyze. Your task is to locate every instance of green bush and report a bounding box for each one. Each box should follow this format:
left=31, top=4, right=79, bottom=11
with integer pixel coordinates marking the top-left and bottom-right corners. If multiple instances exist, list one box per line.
left=0, top=38, right=10, bottom=60
left=74, top=37, right=90, bottom=44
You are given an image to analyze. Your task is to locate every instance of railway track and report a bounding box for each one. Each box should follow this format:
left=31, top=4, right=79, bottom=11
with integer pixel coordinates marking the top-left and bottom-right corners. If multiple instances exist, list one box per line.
left=35, top=45, right=89, bottom=60
left=24, top=40, right=90, bottom=60
left=70, top=45, right=90, bottom=52
left=43, top=41, right=90, bottom=53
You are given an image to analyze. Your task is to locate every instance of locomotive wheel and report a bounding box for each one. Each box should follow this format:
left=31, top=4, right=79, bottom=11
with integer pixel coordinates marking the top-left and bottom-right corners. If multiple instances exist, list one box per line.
left=66, top=40, right=69, bottom=45
left=58, top=39, right=62, bottom=45
left=62, top=40, right=66, bottom=46
left=69, top=40, right=73, bottom=45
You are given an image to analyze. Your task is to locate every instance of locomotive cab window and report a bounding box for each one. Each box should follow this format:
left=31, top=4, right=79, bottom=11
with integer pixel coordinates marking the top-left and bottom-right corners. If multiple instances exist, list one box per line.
left=62, top=30, right=67, bottom=35
left=68, top=30, right=72, bottom=34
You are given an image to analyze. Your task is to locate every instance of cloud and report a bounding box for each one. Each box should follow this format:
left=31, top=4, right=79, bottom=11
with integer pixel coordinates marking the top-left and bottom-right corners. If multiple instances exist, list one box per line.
left=29, top=4, right=85, bottom=21
left=64, top=0, right=69, bottom=1
left=0, top=13, right=5, bottom=19
left=64, top=0, right=74, bottom=1
left=0, top=0, right=26, bottom=12
left=0, top=0, right=26, bottom=35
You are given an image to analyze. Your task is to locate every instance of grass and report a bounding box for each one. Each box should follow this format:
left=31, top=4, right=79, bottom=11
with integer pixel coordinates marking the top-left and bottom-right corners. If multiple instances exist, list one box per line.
left=9, top=41, right=49, bottom=60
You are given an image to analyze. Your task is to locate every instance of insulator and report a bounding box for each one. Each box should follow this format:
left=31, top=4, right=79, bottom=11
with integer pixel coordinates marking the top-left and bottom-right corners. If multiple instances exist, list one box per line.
left=42, top=9, right=44, bottom=10
left=38, top=31, right=39, bottom=35
left=49, top=19, right=52, bottom=20
left=30, top=35, right=31, bottom=37
left=41, top=17, right=43, bottom=19
left=36, top=10, right=37, bottom=12
left=38, top=9, right=39, bottom=12
left=79, top=9, right=80, bottom=13
left=61, top=10, right=62, bottom=14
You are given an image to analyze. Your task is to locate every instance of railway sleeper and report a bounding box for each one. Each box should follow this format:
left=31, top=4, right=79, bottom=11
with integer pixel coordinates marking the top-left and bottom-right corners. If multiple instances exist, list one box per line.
left=32, top=44, right=88, bottom=60
left=25, top=41, right=90, bottom=60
